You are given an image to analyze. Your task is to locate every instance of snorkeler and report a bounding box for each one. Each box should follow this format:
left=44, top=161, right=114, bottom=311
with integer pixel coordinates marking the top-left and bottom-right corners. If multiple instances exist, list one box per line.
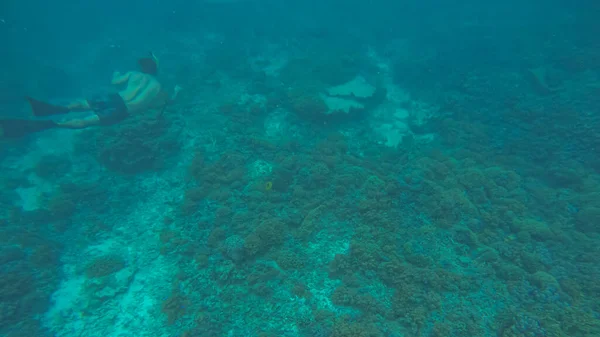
left=0, top=52, right=181, bottom=138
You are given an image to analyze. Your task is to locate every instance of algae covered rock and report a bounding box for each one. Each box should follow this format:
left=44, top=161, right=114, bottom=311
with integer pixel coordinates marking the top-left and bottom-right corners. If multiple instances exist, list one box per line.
left=77, top=116, right=180, bottom=174
left=82, top=254, right=136, bottom=309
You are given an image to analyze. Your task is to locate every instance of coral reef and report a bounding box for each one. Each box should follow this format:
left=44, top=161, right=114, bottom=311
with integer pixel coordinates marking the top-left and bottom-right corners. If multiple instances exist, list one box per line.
left=2, top=8, right=600, bottom=337
left=77, top=115, right=181, bottom=174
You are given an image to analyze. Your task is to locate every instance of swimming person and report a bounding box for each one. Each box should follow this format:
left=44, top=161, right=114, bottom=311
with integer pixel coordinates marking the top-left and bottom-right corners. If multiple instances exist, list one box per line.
left=0, top=53, right=181, bottom=138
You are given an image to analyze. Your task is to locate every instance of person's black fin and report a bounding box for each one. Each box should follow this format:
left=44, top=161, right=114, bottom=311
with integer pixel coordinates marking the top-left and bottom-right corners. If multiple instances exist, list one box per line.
left=0, top=119, right=57, bottom=138
left=26, top=96, right=70, bottom=117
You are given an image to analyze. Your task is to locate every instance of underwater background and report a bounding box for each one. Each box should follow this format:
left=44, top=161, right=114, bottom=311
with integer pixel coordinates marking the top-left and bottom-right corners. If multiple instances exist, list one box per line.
left=1, top=0, right=600, bottom=336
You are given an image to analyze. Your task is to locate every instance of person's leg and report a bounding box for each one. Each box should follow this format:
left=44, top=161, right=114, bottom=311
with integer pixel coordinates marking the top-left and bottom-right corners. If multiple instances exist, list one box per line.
left=88, top=94, right=128, bottom=126
left=27, top=96, right=96, bottom=116
left=1, top=111, right=103, bottom=138
left=26, top=97, right=71, bottom=116
left=65, top=98, right=92, bottom=111
left=54, top=111, right=101, bottom=129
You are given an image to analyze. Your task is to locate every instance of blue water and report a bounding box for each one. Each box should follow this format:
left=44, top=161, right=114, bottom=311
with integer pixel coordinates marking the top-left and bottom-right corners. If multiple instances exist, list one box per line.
left=1, top=0, right=600, bottom=336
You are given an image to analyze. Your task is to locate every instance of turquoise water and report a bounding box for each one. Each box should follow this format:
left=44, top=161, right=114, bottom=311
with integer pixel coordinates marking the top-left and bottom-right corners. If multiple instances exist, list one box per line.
left=1, top=1, right=599, bottom=336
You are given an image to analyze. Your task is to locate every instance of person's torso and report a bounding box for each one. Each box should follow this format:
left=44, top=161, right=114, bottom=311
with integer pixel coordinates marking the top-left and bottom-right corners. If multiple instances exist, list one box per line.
left=119, top=72, right=162, bottom=113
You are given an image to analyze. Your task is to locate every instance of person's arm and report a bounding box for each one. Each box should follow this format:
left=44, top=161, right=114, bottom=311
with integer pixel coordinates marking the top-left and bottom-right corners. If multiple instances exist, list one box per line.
left=111, top=71, right=132, bottom=85
left=154, top=85, right=182, bottom=108
left=170, top=85, right=182, bottom=102
left=120, top=77, right=149, bottom=102
left=150, top=85, right=182, bottom=117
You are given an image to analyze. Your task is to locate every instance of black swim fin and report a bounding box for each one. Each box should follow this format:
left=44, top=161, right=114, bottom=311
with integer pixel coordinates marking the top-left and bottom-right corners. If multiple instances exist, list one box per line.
left=26, top=96, right=70, bottom=117
left=0, top=119, right=57, bottom=138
